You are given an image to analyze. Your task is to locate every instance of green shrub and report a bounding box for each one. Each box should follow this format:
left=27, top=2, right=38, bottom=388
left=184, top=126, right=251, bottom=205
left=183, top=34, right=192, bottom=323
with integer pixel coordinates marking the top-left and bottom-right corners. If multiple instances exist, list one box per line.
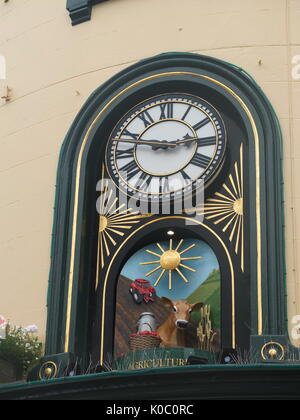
left=0, top=324, right=42, bottom=379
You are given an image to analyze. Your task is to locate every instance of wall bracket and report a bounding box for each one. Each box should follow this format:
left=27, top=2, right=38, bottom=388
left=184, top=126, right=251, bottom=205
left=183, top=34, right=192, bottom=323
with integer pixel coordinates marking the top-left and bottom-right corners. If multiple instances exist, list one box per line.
left=66, top=0, right=109, bottom=25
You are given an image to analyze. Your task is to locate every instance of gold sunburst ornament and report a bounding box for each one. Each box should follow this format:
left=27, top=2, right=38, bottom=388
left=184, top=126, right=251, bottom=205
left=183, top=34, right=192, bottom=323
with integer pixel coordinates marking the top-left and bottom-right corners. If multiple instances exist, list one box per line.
left=196, top=144, right=244, bottom=271
left=140, top=239, right=203, bottom=290
left=96, top=166, right=151, bottom=289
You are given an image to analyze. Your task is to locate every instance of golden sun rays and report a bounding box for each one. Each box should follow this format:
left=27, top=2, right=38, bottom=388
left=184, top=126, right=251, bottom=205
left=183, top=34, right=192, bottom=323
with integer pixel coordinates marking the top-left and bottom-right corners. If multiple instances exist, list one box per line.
left=140, top=239, right=203, bottom=290
left=196, top=144, right=244, bottom=271
left=96, top=166, right=151, bottom=289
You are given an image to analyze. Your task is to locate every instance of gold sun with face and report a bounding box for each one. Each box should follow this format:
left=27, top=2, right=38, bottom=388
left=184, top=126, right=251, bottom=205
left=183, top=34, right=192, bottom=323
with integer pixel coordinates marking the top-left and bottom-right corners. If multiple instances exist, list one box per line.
left=140, top=239, right=203, bottom=290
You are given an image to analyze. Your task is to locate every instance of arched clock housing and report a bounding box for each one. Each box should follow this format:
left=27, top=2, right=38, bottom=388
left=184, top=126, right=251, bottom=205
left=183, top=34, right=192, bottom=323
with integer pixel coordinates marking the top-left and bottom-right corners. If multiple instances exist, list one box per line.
left=45, top=52, right=287, bottom=370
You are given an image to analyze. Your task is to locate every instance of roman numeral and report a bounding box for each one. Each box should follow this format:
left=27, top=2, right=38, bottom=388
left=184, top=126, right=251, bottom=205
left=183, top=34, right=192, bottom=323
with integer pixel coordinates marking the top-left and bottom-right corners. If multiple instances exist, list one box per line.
left=122, top=129, right=139, bottom=139
left=182, top=105, right=192, bottom=121
left=159, top=104, right=167, bottom=120
left=115, top=148, right=134, bottom=159
left=198, top=136, right=217, bottom=147
left=181, top=170, right=191, bottom=181
left=159, top=177, right=170, bottom=193
left=163, top=176, right=170, bottom=192
left=135, top=172, right=152, bottom=191
left=190, top=153, right=211, bottom=168
left=120, top=160, right=140, bottom=180
left=193, top=117, right=210, bottom=131
left=167, top=103, right=173, bottom=118
left=159, top=103, right=174, bottom=119
left=138, top=110, right=154, bottom=127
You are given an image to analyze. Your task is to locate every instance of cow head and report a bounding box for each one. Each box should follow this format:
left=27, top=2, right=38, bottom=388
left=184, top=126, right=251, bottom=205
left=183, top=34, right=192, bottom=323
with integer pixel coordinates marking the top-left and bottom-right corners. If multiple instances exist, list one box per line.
left=161, top=297, right=203, bottom=329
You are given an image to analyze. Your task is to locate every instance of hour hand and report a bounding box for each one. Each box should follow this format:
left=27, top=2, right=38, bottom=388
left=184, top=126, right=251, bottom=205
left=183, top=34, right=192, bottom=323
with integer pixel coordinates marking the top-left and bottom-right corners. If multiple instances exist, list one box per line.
left=151, top=140, right=177, bottom=150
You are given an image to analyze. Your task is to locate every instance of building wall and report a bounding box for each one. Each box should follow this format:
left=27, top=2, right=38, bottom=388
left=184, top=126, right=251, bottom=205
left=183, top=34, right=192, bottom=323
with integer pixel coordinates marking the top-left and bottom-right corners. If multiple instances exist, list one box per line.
left=0, top=0, right=299, bottom=344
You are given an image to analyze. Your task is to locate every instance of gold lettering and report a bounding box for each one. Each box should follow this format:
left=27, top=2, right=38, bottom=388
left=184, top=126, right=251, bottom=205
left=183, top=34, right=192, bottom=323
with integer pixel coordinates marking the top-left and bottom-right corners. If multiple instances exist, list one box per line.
left=135, top=361, right=143, bottom=369
left=153, top=359, right=159, bottom=368
left=130, top=357, right=189, bottom=370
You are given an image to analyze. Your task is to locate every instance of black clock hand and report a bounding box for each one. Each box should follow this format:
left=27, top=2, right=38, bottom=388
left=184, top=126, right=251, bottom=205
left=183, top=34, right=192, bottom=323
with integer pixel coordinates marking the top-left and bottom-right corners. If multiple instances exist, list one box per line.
left=151, top=140, right=178, bottom=150
left=113, top=135, right=216, bottom=149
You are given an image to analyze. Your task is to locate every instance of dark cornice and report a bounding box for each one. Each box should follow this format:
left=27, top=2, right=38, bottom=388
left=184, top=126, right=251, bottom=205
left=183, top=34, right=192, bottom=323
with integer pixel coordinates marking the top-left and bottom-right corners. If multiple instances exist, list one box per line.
left=66, top=0, right=109, bottom=25
left=1, top=365, right=300, bottom=400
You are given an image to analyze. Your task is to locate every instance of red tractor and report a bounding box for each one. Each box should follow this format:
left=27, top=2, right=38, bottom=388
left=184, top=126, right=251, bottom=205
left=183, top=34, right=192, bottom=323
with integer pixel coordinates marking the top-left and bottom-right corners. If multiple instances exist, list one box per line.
left=129, top=279, right=156, bottom=304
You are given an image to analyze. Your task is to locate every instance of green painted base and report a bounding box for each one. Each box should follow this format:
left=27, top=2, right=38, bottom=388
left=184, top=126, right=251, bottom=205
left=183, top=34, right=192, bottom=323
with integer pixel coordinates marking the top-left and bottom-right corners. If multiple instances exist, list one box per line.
left=3, top=365, right=300, bottom=400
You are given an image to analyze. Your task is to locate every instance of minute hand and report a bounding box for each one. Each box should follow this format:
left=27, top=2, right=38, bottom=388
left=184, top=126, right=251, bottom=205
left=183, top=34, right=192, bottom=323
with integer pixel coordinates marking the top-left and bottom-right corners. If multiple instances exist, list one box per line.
left=112, top=138, right=177, bottom=148
left=176, top=136, right=216, bottom=146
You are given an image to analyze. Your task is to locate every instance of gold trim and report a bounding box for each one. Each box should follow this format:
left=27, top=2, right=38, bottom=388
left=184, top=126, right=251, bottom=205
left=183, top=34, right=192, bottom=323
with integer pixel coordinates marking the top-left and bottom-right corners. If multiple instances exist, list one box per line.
left=39, top=361, right=58, bottom=380
left=95, top=164, right=152, bottom=289
left=64, top=71, right=261, bottom=353
left=196, top=144, right=244, bottom=272
left=260, top=342, right=285, bottom=361
left=100, top=216, right=235, bottom=364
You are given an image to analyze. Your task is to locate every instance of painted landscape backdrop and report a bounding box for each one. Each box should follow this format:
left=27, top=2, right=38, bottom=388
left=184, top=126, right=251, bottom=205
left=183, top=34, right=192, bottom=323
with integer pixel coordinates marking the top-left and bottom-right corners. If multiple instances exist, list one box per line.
left=114, top=266, right=221, bottom=357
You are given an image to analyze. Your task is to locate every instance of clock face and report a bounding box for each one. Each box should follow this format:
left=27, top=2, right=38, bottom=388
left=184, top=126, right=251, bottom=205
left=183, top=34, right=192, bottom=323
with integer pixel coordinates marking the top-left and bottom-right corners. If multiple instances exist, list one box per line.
left=106, top=93, right=226, bottom=200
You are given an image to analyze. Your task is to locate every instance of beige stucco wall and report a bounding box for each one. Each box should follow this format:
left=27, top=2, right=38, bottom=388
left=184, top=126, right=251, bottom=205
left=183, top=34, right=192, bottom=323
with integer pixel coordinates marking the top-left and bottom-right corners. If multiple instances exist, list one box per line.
left=0, top=0, right=299, bottom=345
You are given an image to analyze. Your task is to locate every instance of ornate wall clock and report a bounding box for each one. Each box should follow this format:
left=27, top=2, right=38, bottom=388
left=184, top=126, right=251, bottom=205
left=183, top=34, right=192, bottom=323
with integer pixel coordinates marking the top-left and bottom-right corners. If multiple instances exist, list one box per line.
left=42, top=53, right=287, bottom=377
left=105, top=93, right=227, bottom=200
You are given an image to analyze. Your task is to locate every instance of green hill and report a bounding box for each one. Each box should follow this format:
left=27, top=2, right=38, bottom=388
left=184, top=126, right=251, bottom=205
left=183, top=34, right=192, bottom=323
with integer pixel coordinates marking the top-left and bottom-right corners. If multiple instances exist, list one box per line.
left=187, top=269, right=221, bottom=330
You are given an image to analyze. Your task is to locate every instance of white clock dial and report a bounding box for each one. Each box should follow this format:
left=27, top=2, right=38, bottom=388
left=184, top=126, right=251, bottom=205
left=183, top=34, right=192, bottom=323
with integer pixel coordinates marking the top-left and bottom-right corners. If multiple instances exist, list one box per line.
left=106, top=93, right=227, bottom=200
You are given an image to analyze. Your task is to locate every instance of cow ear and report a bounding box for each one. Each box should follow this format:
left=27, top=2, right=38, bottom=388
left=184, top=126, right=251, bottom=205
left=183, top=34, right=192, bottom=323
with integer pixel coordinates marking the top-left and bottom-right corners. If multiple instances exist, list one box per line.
left=161, top=297, right=174, bottom=309
left=191, top=302, right=203, bottom=312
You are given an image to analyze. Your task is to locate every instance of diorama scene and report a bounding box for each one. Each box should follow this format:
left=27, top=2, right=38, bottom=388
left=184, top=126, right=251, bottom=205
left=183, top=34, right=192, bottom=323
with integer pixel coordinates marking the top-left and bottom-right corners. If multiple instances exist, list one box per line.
left=114, top=238, right=221, bottom=365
